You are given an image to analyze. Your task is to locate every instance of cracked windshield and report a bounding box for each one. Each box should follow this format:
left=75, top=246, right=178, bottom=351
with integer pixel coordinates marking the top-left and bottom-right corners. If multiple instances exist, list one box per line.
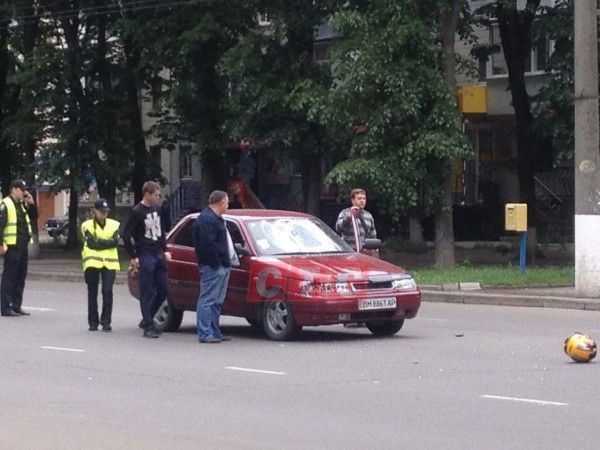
left=246, top=218, right=353, bottom=256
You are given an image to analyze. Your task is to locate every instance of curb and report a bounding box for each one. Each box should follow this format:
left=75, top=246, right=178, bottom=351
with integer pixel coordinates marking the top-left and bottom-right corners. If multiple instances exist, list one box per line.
left=421, top=290, right=600, bottom=311
left=26, top=271, right=599, bottom=312
left=28, top=272, right=127, bottom=285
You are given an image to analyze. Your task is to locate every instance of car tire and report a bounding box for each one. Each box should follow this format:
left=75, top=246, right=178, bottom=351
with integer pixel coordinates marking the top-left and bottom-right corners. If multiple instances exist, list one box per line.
left=246, top=317, right=263, bottom=330
left=262, top=299, right=301, bottom=341
left=153, top=300, right=184, bottom=332
left=366, top=319, right=405, bottom=337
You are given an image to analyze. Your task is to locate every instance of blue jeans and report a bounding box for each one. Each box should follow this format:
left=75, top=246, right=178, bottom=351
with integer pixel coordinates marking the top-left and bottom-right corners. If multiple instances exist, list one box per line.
left=197, top=265, right=230, bottom=340
left=139, top=251, right=168, bottom=330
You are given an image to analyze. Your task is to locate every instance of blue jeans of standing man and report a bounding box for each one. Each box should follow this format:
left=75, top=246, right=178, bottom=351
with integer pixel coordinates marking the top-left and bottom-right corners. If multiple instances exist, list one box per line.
left=197, top=265, right=231, bottom=341
left=139, top=251, right=169, bottom=330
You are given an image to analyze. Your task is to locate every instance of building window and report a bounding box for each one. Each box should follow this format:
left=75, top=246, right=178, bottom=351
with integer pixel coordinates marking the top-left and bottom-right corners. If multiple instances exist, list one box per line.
left=313, top=39, right=333, bottom=66
left=179, top=144, right=192, bottom=179
left=488, top=23, right=550, bottom=77
left=257, top=10, right=270, bottom=26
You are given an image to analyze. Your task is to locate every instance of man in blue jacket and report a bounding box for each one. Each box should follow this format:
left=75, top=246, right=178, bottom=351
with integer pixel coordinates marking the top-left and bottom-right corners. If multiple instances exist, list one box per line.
left=193, top=190, right=232, bottom=343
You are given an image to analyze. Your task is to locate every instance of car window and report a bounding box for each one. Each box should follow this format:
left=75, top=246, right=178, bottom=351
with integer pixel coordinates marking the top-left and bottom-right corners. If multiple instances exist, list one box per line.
left=173, top=220, right=194, bottom=247
left=245, top=217, right=353, bottom=256
left=225, top=220, right=245, bottom=246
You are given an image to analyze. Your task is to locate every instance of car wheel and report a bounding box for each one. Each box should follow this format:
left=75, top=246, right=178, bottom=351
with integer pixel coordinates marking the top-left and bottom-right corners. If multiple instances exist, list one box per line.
left=246, top=317, right=263, bottom=330
left=153, top=300, right=184, bottom=332
left=262, top=299, right=301, bottom=341
left=48, top=230, right=57, bottom=238
left=366, top=319, right=404, bottom=337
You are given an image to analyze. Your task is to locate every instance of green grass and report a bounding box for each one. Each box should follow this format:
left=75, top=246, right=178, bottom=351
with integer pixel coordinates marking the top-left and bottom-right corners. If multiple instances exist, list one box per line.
left=411, top=265, right=574, bottom=287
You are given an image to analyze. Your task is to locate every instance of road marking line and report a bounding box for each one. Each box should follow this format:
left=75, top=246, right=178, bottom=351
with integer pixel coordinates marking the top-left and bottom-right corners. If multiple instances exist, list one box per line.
left=24, top=307, right=55, bottom=312
left=42, top=346, right=85, bottom=353
left=481, top=395, right=567, bottom=406
left=225, top=366, right=286, bottom=376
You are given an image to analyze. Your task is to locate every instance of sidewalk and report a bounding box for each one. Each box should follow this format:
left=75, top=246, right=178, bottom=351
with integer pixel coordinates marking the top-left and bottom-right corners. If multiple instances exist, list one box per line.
left=23, top=257, right=600, bottom=312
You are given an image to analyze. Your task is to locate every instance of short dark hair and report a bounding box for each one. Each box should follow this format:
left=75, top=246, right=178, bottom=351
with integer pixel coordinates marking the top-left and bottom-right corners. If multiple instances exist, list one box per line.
left=350, top=188, right=366, bottom=199
left=208, top=190, right=228, bottom=205
left=142, top=181, right=161, bottom=195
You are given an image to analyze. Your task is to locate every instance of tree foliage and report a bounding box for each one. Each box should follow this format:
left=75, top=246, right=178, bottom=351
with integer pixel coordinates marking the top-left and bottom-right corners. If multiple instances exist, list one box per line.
left=322, top=0, right=472, bottom=222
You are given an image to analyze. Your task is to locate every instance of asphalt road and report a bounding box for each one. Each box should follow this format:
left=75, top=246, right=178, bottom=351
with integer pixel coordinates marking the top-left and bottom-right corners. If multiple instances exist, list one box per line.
left=2, top=280, right=600, bottom=450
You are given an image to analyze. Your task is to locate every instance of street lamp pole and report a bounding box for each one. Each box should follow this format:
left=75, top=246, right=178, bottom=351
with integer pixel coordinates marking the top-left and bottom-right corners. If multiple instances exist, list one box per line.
left=574, top=0, right=600, bottom=296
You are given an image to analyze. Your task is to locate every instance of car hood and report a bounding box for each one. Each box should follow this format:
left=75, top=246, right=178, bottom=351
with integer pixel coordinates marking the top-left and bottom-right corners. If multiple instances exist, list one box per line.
left=253, top=252, right=411, bottom=283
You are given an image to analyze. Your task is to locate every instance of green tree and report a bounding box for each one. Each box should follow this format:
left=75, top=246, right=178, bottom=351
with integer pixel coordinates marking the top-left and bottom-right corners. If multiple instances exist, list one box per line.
left=147, top=1, right=256, bottom=200
left=531, top=0, right=573, bottom=167
left=219, top=0, right=340, bottom=214
left=322, top=0, right=472, bottom=266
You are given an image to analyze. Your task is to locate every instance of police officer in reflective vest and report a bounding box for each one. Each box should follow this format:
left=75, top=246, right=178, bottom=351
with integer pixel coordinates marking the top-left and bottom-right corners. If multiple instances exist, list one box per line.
left=81, top=198, right=121, bottom=331
left=0, top=179, right=35, bottom=317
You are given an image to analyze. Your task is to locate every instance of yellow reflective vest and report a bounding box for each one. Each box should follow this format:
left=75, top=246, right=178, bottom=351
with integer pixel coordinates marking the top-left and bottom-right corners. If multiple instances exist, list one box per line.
left=81, top=218, right=121, bottom=271
left=1, top=196, right=32, bottom=246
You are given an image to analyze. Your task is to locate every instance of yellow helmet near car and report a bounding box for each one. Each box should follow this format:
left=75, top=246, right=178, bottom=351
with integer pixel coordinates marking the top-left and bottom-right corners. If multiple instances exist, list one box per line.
left=564, top=333, right=597, bottom=363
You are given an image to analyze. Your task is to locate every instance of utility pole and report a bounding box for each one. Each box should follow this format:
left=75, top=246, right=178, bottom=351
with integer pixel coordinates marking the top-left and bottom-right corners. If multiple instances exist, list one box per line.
left=574, top=0, right=600, bottom=296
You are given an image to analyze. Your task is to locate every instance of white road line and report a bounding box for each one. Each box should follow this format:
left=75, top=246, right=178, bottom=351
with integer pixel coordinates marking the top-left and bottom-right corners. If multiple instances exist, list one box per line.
left=481, top=395, right=568, bottom=406
left=24, top=307, right=55, bottom=312
left=225, top=366, right=286, bottom=376
left=41, top=346, right=86, bottom=353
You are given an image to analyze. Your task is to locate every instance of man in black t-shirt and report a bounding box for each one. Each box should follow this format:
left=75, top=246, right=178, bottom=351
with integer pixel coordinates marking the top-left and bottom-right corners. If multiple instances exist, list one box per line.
left=123, top=181, right=172, bottom=338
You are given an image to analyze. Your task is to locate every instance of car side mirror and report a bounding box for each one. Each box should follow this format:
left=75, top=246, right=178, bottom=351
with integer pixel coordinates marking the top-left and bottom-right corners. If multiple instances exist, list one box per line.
left=363, top=238, right=382, bottom=250
left=234, top=243, right=251, bottom=257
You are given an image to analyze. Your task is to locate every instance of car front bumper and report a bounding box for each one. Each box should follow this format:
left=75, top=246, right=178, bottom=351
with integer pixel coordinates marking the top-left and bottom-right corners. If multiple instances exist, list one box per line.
left=289, top=291, right=421, bottom=326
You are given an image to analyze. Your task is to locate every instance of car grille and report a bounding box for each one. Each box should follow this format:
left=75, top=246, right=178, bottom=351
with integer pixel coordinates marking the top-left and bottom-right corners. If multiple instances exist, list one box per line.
left=351, top=280, right=393, bottom=291
left=46, top=220, right=59, bottom=227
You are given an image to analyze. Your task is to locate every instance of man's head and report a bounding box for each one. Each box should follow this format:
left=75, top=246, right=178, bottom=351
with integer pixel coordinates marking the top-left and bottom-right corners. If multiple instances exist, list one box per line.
left=208, top=190, right=229, bottom=216
left=9, top=179, right=28, bottom=202
left=93, top=198, right=110, bottom=220
left=141, top=181, right=162, bottom=207
left=350, top=188, right=367, bottom=209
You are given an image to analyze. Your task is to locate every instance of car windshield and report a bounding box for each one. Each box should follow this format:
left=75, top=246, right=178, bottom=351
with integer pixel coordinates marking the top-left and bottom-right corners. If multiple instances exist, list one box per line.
left=245, top=217, right=353, bottom=256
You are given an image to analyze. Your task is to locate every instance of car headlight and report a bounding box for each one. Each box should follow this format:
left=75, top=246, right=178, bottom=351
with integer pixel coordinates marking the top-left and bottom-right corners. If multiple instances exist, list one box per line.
left=298, top=281, right=352, bottom=295
left=391, top=277, right=417, bottom=290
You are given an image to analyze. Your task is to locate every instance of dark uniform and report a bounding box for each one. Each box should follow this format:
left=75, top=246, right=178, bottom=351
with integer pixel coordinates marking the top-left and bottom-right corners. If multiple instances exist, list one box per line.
left=0, top=181, right=34, bottom=316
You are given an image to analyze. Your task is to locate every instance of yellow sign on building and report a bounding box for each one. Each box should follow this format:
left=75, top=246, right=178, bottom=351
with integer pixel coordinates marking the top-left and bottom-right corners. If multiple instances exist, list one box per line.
left=505, top=203, right=528, bottom=232
left=456, top=85, right=487, bottom=114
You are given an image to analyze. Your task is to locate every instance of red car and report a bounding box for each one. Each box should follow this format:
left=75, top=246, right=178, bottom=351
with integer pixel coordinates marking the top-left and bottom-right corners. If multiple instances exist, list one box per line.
left=128, top=210, right=421, bottom=340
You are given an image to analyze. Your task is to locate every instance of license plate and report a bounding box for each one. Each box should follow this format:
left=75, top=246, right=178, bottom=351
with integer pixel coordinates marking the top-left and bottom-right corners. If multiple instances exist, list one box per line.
left=358, top=297, right=397, bottom=311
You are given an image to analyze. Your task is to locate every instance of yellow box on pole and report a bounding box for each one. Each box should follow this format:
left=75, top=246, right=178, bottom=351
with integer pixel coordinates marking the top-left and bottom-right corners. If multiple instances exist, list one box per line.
left=505, top=203, right=528, bottom=232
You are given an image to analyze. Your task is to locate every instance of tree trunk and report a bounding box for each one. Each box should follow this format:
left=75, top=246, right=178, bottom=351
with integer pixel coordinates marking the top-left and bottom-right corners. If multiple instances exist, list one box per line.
left=66, top=183, right=80, bottom=250
left=496, top=1, right=541, bottom=254
left=301, top=155, right=322, bottom=216
left=408, top=208, right=426, bottom=253
left=435, top=0, right=461, bottom=268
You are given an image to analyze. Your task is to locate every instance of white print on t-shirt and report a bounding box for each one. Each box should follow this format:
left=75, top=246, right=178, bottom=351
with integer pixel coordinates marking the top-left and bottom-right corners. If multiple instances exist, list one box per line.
left=144, top=211, right=162, bottom=241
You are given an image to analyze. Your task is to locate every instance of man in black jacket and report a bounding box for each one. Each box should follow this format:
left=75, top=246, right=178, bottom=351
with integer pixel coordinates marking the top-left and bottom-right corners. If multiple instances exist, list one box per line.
left=193, top=190, right=232, bottom=343
left=123, top=181, right=171, bottom=338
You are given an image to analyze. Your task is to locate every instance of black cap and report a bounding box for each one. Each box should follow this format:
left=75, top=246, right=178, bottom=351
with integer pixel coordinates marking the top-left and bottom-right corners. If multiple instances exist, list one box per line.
left=10, top=179, right=27, bottom=190
left=93, top=198, right=110, bottom=212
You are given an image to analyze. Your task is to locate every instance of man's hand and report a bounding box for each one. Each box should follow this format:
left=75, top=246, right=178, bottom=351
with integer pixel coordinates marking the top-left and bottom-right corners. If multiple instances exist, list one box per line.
left=128, top=258, right=140, bottom=276
left=164, top=251, right=172, bottom=261
left=0, top=242, right=6, bottom=256
left=23, top=191, right=34, bottom=206
left=350, top=206, right=360, bottom=216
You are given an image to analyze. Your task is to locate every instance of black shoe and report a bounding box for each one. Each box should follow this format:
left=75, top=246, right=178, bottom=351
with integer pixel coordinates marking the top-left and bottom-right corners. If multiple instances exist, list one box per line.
left=102, top=324, right=112, bottom=332
left=89, top=324, right=98, bottom=331
left=2, top=310, right=20, bottom=317
left=143, top=328, right=160, bottom=338
left=199, top=337, right=221, bottom=343
left=138, top=320, right=145, bottom=329
left=13, top=309, right=30, bottom=316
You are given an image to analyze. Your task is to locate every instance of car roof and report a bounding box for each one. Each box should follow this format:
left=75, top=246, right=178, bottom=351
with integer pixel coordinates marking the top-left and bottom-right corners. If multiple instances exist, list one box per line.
left=184, top=209, right=312, bottom=221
